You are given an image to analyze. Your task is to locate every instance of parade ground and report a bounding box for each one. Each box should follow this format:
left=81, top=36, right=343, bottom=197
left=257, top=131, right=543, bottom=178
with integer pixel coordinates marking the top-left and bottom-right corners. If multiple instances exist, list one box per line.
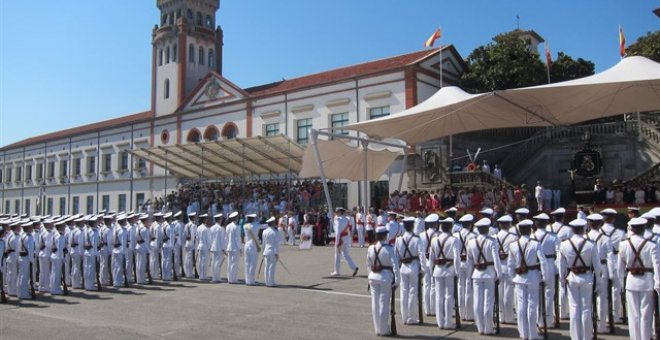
left=0, top=244, right=631, bottom=340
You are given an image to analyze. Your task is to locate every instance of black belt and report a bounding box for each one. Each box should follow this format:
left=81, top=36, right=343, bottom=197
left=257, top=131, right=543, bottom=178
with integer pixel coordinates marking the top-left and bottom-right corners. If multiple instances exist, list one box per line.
left=499, top=253, right=508, bottom=260
left=137, top=240, right=145, bottom=244
left=434, top=258, right=453, bottom=266
left=113, top=244, right=121, bottom=248
left=545, top=254, right=556, bottom=259
left=6, top=249, right=15, bottom=254
left=570, top=266, right=593, bottom=274
left=475, top=262, right=494, bottom=271
left=19, top=251, right=28, bottom=257
left=460, top=254, right=467, bottom=261
left=627, top=267, right=653, bottom=276
left=613, top=250, right=619, bottom=255
left=600, top=260, right=607, bottom=264
left=39, top=246, right=45, bottom=251
left=401, top=257, right=418, bottom=264
left=163, top=237, right=170, bottom=242
left=515, top=264, right=540, bottom=274
left=371, top=265, right=393, bottom=273
left=51, top=248, right=58, bottom=253
left=84, top=246, right=92, bottom=250
left=72, top=243, right=79, bottom=247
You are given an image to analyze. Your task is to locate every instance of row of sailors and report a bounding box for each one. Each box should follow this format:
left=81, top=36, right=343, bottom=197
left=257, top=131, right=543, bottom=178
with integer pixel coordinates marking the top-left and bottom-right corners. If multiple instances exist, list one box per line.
left=0, top=210, right=284, bottom=301
left=366, top=206, right=660, bottom=340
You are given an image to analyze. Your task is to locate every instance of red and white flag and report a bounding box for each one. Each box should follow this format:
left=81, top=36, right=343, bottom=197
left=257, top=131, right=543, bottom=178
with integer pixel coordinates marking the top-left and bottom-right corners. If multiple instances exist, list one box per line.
left=544, top=42, right=552, bottom=67
left=619, top=25, right=626, bottom=57
left=424, top=28, right=442, bottom=48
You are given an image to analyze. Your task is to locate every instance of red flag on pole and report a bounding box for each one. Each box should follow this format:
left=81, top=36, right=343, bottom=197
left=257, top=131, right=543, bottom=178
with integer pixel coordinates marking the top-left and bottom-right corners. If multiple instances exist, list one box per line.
left=424, top=28, right=442, bottom=48
left=619, top=25, right=626, bottom=57
left=544, top=42, right=552, bottom=67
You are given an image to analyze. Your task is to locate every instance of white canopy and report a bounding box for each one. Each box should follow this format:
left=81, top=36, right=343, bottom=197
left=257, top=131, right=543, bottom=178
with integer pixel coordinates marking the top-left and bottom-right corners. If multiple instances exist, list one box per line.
left=299, top=139, right=402, bottom=181
left=345, top=56, right=660, bottom=144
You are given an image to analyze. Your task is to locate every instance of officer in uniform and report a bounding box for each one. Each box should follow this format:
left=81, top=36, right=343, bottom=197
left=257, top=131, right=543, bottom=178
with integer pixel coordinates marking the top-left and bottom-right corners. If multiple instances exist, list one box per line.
left=243, top=214, right=261, bottom=286
left=420, top=213, right=439, bottom=317
left=99, top=215, right=114, bottom=286
left=209, top=213, right=227, bottom=283
left=532, top=212, right=559, bottom=328
left=161, top=212, right=175, bottom=281
left=558, top=218, right=601, bottom=340
left=495, top=214, right=518, bottom=324
left=455, top=213, right=475, bottom=321
left=225, top=212, right=242, bottom=284
left=618, top=217, right=660, bottom=340
left=49, top=221, right=67, bottom=295
left=512, top=208, right=530, bottom=236
left=550, top=207, right=572, bottom=319
left=135, top=215, right=151, bottom=284
left=18, top=222, right=35, bottom=299
left=5, top=222, right=22, bottom=297
left=395, top=216, right=421, bottom=325
left=37, top=219, right=54, bottom=292
left=69, top=217, right=85, bottom=289
left=183, top=212, right=197, bottom=278
left=466, top=217, right=502, bottom=335
left=83, top=216, right=101, bottom=291
left=367, top=226, right=400, bottom=336
left=150, top=213, right=164, bottom=280
left=586, top=213, right=615, bottom=333
left=262, top=216, right=281, bottom=287
left=195, top=214, right=211, bottom=281
left=385, top=211, right=401, bottom=245
left=111, top=214, right=128, bottom=287
left=366, top=208, right=377, bottom=245
left=172, top=211, right=184, bottom=278
left=331, top=207, right=358, bottom=277
left=356, top=207, right=366, bottom=248
left=428, top=216, right=460, bottom=329
left=507, top=219, right=549, bottom=340
left=601, top=208, right=626, bottom=323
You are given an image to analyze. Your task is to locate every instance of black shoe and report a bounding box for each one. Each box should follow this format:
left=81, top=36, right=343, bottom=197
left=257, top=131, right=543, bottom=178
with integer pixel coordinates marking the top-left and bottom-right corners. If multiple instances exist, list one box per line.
left=352, top=267, right=359, bottom=277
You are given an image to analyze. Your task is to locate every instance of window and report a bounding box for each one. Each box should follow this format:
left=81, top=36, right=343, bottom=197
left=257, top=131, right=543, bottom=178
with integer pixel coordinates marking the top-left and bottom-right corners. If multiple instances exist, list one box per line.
left=187, top=9, right=193, bottom=20
left=187, top=129, right=201, bottom=143
left=120, top=151, right=129, bottom=171
left=4, top=201, right=9, bottom=214
left=159, top=49, right=163, bottom=66
left=14, top=200, right=19, bottom=214
left=205, top=15, right=212, bottom=27
left=36, top=163, right=43, bottom=180
left=331, top=112, right=349, bottom=137
left=73, top=158, right=81, bottom=176
left=103, top=154, right=112, bottom=173
left=196, top=12, right=202, bottom=26
left=199, top=47, right=204, bottom=65
left=136, top=193, right=145, bottom=212
left=296, top=118, right=312, bottom=144
left=59, top=160, right=68, bottom=178
left=25, top=199, right=30, bottom=215
left=203, top=126, right=219, bottom=141
left=137, top=159, right=146, bottom=171
left=87, top=156, right=96, bottom=175
left=86, top=196, right=94, bottom=214
left=265, top=123, right=280, bottom=137
left=72, top=196, right=79, bottom=214
left=16, top=166, right=22, bottom=182
left=168, top=12, right=174, bottom=25
left=176, top=9, right=181, bottom=19
left=161, top=13, right=167, bottom=26
left=25, top=164, right=32, bottom=181
left=189, top=44, right=195, bottom=63
left=118, top=194, right=127, bottom=212
left=172, top=44, right=177, bottom=62
left=369, top=105, right=390, bottom=119
left=221, top=123, right=238, bottom=139
left=208, top=49, right=214, bottom=68
left=46, top=198, right=53, bottom=215
left=48, top=161, right=55, bottom=178
left=0, top=169, right=3, bottom=184
left=5, top=167, right=11, bottom=183
left=59, top=197, right=66, bottom=215
left=164, top=79, right=170, bottom=99
left=166, top=47, right=170, bottom=64
left=102, top=195, right=110, bottom=212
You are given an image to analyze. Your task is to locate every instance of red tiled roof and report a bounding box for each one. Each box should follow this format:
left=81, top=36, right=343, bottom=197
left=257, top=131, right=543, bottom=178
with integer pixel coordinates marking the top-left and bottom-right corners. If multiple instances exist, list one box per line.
left=245, top=48, right=442, bottom=97
left=1, top=111, right=152, bottom=151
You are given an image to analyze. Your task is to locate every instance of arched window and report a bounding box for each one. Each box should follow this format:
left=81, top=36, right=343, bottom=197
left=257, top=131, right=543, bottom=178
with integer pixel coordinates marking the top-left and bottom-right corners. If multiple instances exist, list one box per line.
left=158, top=49, right=163, bottom=66
left=168, top=12, right=174, bottom=25
left=196, top=12, right=202, bottom=26
left=199, top=47, right=204, bottom=65
left=187, top=129, right=201, bottom=143
left=203, top=125, right=220, bottom=141
left=221, top=123, right=238, bottom=140
left=208, top=49, right=214, bottom=68
left=165, top=47, right=170, bottom=64
left=161, top=13, right=167, bottom=26
left=176, top=9, right=181, bottom=19
left=187, top=9, right=193, bottom=20
left=189, top=44, right=195, bottom=63
left=164, top=79, right=170, bottom=99
left=172, top=44, right=177, bottom=62
left=206, top=15, right=212, bottom=28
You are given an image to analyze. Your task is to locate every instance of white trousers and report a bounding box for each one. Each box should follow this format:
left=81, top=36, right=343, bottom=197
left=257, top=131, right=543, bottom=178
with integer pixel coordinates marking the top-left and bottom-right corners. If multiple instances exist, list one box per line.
left=567, top=282, right=593, bottom=340
left=499, top=275, right=516, bottom=323
left=612, top=269, right=623, bottom=319
left=38, top=255, right=51, bottom=292
left=287, top=227, right=295, bottom=246
left=162, top=247, right=173, bottom=281
left=264, top=254, right=277, bottom=287
left=369, top=279, right=392, bottom=336
left=173, top=245, right=182, bottom=277
left=400, top=269, right=419, bottom=324
left=434, top=275, right=455, bottom=329
left=71, top=254, right=83, bottom=288
left=211, top=251, right=225, bottom=282
left=64, top=253, right=71, bottom=286
left=334, top=239, right=357, bottom=275
left=135, top=252, right=148, bottom=284
left=458, top=264, right=474, bottom=320
left=423, top=269, right=435, bottom=315
left=538, top=274, right=556, bottom=327
left=111, top=252, right=125, bottom=287
left=227, top=250, right=240, bottom=283
left=515, top=283, right=541, bottom=340
left=356, top=225, right=365, bottom=247
left=278, top=228, right=285, bottom=245
left=49, top=258, right=63, bottom=295
left=83, top=254, right=98, bottom=291
left=473, top=279, right=495, bottom=334
left=99, top=252, right=111, bottom=286
left=596, top=276, right=610, bottom=332
left=5, top=257, right=18, bottom=296
left=559, top=276, right=570, bottom=318
left=244, top=245, right=258, bottom=285
left=17, top=257, right=31, bottom=299
left=183, top=247, right=194, bottom=278
left=627, top=289, right=654, bottom=340
left=125, top=250, right=135, bottom=283
left=149, top=248, right=161, bottom=280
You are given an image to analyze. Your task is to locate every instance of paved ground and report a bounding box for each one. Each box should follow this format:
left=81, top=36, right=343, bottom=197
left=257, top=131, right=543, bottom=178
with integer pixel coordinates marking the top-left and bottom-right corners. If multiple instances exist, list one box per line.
left=0, top=245, right=630, bottom=340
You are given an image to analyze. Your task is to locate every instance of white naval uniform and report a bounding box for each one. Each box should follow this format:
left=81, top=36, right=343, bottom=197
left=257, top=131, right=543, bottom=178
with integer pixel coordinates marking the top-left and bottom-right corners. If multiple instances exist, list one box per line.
left=69, top=227, right=85, bottom=288
left=49, top=231, right=66, bottom=295
left=244, top=222, right=261, bottom=285
left=533, top=228, right=559, bottom=327
left=209, top=223, right=227, bottom=282
left=172, top=219, right=184, bottom=277
left=454, top=228, right=476, bottom=320
left=226, top=221, right=242, bottom=283
left=161, top=222, right=175, bottom=281
left=601, top=223, right=626, bottom=321
left=419, top=227, right=437, bottom=316
left=183, top=221, right=197, bottom=278
left=413, top=217, right=425, bottom=237
left=150, top=222, right=163, bottom=280
left=617, top=234, right=660, bottom=340
left=395, top=231, right=421, bottom=324
left=428, top=231, right=461, bottom=329
left=558, top=234, right=601, bottom=340
left=37, top=229, right=53, bottom=292
left=111, top=226, right=128, bottom=287
left=386, top=220, right=401, bottom=245
left=83, top=227, right=101, bottom=291
left=63, top=226, right=72, bottom=286
left=333, top=215, right=357, bottom=275
left=356, top=212, right=365, bottom=247
left=551, top=221, right=573, bottom=319
left=99, top=224, right=113, bottom=286
left=135, top=224, right=150, bottom=284
left=367, top=242, right=400, bottom=336
left=262, top=226, right=281, bottom=287
left=196, top=223, right=211, bottom=280
left=287, top=216, right=297, bottom=246
left=587, top=228, right=615, bottom=333
left=5, top=232, right=21, bottom=296
left=17, top=233, right=35, bottom=299
left=507, top=235, right=549, bottom=340
left=495, top=229, right=518, bottom=324
left=465, top=234, right=502, bottom=335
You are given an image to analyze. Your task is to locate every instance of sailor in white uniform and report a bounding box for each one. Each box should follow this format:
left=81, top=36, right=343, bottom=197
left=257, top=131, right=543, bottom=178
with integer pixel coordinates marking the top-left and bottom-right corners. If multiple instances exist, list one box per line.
left=600, top=208, right=626, bottom=323
left=419, top=213, right=439, bottom=316
left=495, top=214, right=518, bottom=324
left=262, top=217, right=281, bottom=287
left=550, top=207, right=573, bottom=319
left=532, top=212, right=559, bottom=329
left=395, top=216, right=421, bottom=325
left=454, top=213, right=475, bottom=321
left=428, top=216, right=461, bottom=329
left=367, top=226, right=400, bottom=336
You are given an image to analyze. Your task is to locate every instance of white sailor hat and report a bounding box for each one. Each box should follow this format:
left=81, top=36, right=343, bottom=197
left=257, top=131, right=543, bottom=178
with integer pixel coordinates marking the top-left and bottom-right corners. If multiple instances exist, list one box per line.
left=479, top=208, right=494, bottom=215
left=568, top=219, right=587, bottom=228
left=641, top=212, right=656, bottom=220
left=213, top=213, right=223, bottom=219
left=138, top=214, right=149, bottom=220
left=116, top=214, right=127, bottom=221
left=266, top=216, right=276, bottom=223
left=474, top=218, right=491, bottom=227
left=74, top=216, right=85, bottom=222
left=375, top=226, right=388, bottom=234
left=514, top=208, right=530, bottom=215
left=43, top=219, right=54, bottom=224
left=188, top=212, right=197, bottom=217
left=55, top=221, right=66, bottom=228
left=627, top=206, right=641, bottom=211
left=387, top=211, right=397, bottom=216
left=228, top=211, right=239, bottom=219
left=649, top=207, right=660, bottom=218
left=629, top=217, right=648, bottom=227
left=518, top=219, right=533, bottom=227
left=199, top=213, right=208, bottom=218
left=402, top=216, right=415, bottom=223
left=173, top=211, right=182, bottom=218
left=533, top=213, right=549, bottom=220
left=335, top=207, right=346, bottom=212
left=246, top=213, right=257, bottom=218
left=458, top=214, right=474, bottom=222
left=163, top=212, right=172, bottom=219
left=424, top=213, right=439, bottom=223
left=153, top=212, right=164, bottom=218
left=440, top=217, right=455, bottom=224
left=600, top=208, right=617, bottom=215
left=103, top=214, right=115, bottom=219
left=21, top=222, right=33, bottom=228
left=587, top=213, right=604, bottom=221
left=497, top=215, right=513, bottom=223
left=445, top=207, right=458, bottom=213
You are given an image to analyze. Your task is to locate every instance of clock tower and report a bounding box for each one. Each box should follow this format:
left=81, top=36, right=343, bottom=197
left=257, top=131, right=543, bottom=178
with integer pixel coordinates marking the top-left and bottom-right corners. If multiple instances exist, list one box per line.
left=152, top=0, right=223, bottom=116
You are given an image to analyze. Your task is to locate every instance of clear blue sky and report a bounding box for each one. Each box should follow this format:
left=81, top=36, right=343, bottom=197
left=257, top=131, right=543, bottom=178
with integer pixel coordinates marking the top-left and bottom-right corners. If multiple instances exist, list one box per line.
left=1, top=0, right=657, bottom=147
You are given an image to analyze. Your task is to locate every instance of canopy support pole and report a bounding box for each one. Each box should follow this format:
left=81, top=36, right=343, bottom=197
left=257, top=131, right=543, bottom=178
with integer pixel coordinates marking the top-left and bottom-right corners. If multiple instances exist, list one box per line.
left=311, top=129, right=334, bottom=217
left=397, top=150, right=408, bottom=192
left=362, top=140, right=369, bottom=211
left=164, top=149, right=168, bottom=199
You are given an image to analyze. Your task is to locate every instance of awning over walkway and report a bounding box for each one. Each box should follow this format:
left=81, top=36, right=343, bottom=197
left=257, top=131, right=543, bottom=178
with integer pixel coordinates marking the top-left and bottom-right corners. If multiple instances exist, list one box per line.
left=127, top=135, right=305, bottom=179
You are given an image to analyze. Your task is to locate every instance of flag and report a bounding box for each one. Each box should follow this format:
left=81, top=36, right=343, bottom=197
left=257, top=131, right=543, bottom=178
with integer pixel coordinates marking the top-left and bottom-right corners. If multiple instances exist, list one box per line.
left=424, top=28, right=442, bottom=48
left=619, top=25, right=626, bottom=57
left=544, top=42, right=552, bottom=67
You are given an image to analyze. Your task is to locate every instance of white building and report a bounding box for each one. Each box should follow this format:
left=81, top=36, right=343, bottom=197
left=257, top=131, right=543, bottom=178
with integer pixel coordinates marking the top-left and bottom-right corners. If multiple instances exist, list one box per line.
left=0, top=0, right=466, bottom=215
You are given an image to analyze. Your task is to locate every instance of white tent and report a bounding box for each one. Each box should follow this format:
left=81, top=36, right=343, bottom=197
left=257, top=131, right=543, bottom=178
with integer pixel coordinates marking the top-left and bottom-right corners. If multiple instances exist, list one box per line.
left=344, top=56, right=660, bottom=144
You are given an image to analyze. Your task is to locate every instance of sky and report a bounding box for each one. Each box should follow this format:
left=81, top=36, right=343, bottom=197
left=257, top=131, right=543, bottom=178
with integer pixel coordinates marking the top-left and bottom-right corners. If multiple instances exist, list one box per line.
left=0, top=0, right=657, bottom=148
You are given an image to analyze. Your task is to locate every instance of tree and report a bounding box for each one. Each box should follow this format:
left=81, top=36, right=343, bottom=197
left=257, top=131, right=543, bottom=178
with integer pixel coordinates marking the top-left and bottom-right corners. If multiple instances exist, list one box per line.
left=549, top=52, right=595, bottom=83
left=460, top=32, right=546, bottom=93
left=625, top=30, right=660, bottom=62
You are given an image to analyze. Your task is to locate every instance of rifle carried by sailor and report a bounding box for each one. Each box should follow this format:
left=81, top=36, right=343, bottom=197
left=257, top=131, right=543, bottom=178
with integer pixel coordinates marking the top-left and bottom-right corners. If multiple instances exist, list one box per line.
left=540, top=281, right=548, bottom=339
left=390, top=282, right=397, bottom=336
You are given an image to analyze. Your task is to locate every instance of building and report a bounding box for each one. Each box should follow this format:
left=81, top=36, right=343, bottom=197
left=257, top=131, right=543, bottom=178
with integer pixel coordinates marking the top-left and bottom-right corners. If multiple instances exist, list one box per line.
left=0, top=0, right=467, bottom=215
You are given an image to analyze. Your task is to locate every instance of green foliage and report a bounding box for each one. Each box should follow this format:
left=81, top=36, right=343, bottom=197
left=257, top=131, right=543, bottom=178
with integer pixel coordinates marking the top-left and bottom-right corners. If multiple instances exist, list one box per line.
left=550, top=52, right=595, bottom=83
left=626, top=30, right=660, bottom=62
